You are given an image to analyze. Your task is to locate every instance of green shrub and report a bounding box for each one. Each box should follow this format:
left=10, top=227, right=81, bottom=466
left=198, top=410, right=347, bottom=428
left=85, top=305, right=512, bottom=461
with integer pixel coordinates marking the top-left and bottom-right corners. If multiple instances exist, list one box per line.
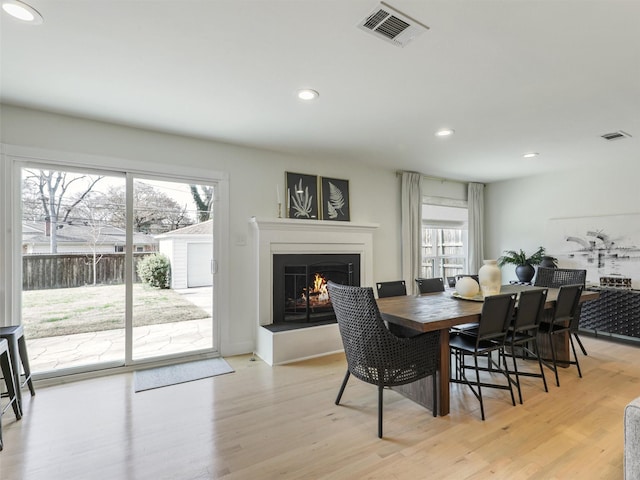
left=137, top=254, right=171, bottom=289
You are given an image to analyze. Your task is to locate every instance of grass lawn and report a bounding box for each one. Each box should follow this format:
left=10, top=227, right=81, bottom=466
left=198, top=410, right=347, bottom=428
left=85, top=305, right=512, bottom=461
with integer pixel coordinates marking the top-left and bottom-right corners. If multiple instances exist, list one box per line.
left=22, top=284, right=210, bottom=339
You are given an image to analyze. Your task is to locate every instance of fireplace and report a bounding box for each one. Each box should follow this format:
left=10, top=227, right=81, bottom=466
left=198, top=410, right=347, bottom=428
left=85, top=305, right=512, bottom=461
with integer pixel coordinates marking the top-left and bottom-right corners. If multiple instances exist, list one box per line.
left=273, top=253, right=361, bottom=325
left=251, top=217, right=377, bottom=365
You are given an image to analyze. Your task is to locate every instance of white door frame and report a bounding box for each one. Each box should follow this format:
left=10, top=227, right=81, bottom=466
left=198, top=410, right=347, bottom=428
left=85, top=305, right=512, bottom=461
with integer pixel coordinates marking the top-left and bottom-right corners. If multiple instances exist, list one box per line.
left=0, top=144, right=229, bottom=377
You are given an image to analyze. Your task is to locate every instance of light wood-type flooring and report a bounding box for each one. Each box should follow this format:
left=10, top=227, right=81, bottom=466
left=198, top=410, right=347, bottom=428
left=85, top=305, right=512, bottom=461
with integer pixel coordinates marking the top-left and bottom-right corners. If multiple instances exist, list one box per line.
left=0, top=336, right=638, bottom=479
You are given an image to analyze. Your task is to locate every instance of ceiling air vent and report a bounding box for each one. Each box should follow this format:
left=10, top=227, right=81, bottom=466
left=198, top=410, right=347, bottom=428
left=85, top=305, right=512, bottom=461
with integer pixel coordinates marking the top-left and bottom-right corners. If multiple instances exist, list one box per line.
left=601, top=130, right=632, bottom=141
left=358, top=1, right=429, bottom=48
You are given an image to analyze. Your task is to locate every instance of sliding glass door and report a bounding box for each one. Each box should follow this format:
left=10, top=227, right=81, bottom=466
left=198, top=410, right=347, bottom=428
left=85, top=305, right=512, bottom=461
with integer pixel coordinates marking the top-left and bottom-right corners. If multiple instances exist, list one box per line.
left=20, top=163, right=218, bottom=375
left=131, top=177, right=215, bottom=361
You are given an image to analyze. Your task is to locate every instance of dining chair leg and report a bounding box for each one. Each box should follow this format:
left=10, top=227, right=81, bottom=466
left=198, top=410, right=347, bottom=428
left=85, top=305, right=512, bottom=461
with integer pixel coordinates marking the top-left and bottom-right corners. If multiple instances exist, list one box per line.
left=569, top=335, right=583, bottom=378
left=378, top=385, right=384, bottom=439
left=335, top=370, right=350, bottom=405
left=574, top=333, right=588, bottom=356
left=510, top=347, right=523, bottom=405
left=533, top=341, right=548, bottom=392
left=549, top=332, right=560, bottom=387
left=501, top=348, right=516, bottom=407
left=474, top=355, right=485, bottom=421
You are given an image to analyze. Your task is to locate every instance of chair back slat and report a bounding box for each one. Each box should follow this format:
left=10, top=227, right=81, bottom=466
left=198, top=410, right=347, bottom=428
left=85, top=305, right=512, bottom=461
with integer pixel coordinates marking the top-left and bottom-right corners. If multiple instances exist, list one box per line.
left=477, top=293, right=516, bottom=343
left=513, top=288, right=548, bottom=331
left=415, top=277, right=445, bottom=294
left=376, top=280, right=407, bottom=298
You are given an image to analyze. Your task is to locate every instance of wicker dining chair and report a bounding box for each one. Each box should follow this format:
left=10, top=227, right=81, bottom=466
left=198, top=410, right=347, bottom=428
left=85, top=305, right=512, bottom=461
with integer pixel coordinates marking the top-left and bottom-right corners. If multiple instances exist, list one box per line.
left=538, top=284, right=584, bottom=387
left=327, top=282, right=440, bottom=438
left=415, top=277, right=445, bottom=294
left=534, top=267, right=586, bottom=288
left=534, top=267, right=588, bottom=355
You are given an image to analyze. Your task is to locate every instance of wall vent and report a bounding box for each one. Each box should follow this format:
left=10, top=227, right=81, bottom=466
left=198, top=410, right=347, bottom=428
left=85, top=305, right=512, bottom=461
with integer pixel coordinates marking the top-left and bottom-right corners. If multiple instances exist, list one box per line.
left=601, top=130, right=632, bottom=141
left=358, top=1, right=429, bottom=48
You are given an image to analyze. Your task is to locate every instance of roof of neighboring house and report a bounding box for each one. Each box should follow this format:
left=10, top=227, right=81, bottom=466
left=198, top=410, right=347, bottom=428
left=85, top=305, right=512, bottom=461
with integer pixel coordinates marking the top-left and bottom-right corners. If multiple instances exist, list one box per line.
left=155, top=220, right=213, bottom=238
left=22, top=221, right=158, bottom=245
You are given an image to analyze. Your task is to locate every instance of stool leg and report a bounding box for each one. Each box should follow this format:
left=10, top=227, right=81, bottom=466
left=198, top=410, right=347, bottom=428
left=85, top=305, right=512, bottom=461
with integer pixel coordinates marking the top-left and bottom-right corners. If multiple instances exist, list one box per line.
left=1, top=350, right=21, bottom=419
left=6, top=336, right=23, bottom=413
left=17, top=336, right=35, bottom=396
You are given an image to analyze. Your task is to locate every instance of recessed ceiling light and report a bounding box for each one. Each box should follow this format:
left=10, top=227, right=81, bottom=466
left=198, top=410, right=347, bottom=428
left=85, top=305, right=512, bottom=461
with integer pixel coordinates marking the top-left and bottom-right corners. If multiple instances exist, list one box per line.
left=2, top=0, right=43, bottom=24
left=523, top=152, right=539, bottom=158
left=435, top=128, right=454, bottom=137
left=297, top=89, right=319, bottom=101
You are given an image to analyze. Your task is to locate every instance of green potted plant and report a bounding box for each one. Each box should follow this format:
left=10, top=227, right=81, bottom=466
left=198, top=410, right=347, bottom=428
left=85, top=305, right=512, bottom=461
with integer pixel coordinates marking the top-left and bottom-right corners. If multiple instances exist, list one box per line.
left=497, top=246, right=546, bottom=283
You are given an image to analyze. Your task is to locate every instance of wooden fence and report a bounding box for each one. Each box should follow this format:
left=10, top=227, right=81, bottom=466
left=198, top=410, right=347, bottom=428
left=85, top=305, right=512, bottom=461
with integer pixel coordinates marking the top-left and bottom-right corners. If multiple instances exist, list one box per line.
left=23, top=253, right=153, bottom=291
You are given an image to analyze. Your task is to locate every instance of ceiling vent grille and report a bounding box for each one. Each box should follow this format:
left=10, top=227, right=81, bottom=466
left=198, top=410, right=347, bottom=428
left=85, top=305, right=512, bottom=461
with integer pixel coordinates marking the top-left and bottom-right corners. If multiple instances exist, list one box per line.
left=601, top=130, right=632, bottom=141
left=358, top=2, right=429, bottom=48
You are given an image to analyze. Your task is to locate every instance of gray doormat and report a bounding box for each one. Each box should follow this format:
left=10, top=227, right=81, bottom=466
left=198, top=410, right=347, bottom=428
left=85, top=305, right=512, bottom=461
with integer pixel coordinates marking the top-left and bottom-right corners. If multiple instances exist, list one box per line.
left=134, top=358, right=234, bottom=392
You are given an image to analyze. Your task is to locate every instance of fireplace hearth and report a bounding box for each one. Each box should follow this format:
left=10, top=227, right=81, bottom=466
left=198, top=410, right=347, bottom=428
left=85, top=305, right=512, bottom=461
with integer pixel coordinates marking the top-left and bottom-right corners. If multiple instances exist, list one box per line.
left=272, top=253, right=361, bottom=326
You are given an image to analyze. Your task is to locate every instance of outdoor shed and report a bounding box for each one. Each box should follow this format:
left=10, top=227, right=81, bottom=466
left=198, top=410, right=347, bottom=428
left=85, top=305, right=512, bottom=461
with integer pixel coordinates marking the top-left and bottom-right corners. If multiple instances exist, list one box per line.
left=156, top=220, right=213, bottom=289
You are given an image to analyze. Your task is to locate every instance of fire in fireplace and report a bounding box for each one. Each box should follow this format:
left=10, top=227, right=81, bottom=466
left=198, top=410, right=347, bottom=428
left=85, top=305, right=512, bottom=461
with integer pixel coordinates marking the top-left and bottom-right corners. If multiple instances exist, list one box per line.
left=273, top=253, right=361, bottom=325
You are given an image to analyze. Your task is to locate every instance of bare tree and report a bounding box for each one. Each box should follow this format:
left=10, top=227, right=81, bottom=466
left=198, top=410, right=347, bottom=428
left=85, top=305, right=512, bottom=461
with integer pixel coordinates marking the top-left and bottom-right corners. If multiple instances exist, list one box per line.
left=23, top=169, right=103, bottom=253
left=189, top=185, right=214, bottom=222
left=103, top=183, right=193, bottom=234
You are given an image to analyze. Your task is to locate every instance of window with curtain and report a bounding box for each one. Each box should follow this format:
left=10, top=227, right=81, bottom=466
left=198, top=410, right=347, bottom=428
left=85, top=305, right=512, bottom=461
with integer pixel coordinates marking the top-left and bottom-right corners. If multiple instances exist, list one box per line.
left=421, top=204, right=468, bottom=280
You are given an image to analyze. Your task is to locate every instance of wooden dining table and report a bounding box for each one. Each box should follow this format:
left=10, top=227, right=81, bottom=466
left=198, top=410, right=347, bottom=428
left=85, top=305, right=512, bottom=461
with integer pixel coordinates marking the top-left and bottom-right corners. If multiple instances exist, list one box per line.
left=376, top=284, right=599, bottom=416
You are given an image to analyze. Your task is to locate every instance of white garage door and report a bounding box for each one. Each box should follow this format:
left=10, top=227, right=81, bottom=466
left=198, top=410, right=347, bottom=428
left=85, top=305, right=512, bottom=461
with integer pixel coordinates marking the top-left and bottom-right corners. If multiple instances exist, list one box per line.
left=187, top=242, right=213, bottom=287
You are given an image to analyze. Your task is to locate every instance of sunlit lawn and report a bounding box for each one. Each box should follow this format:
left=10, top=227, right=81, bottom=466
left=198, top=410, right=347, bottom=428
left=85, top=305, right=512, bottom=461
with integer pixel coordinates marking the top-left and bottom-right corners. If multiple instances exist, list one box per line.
left=22, top=284, right=209, bottom=338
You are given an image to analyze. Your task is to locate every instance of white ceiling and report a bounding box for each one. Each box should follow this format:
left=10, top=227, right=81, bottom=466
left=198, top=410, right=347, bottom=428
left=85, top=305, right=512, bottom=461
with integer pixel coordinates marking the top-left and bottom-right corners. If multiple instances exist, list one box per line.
left=1, top=0, right=639, bottom=182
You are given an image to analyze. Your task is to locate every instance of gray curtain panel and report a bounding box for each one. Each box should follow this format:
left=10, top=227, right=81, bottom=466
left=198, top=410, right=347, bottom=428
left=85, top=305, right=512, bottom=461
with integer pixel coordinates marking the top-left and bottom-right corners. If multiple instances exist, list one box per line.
left=401, top=172, right=423, bottom=295
left=467, top=182, right=484, bottom=274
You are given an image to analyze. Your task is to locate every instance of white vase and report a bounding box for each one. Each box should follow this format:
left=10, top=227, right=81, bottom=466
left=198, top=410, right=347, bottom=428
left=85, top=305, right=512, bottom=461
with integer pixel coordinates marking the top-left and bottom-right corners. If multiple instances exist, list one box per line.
left=478, top=259, right=501, bottom=297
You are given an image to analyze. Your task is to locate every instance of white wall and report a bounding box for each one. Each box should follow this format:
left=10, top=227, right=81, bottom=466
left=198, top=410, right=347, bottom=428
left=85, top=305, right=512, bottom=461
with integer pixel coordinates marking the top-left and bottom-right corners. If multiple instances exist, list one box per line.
left=485, top=161, right=640, bottom=283
left=0, top=104, right=401, bottom=356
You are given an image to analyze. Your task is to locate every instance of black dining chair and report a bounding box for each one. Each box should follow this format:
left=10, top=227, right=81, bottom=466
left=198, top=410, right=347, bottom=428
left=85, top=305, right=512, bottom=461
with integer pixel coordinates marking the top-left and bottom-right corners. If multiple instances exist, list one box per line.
left=538, top=284, right=584, bottom=387
left=449, top=292, right=517, bottom=420
left=376, top=280, right=407, bottom=298
left=376, top=280, right=419, bottom=338
left=504, top=288, right=549, bottom=404
left=534, top=267, right=589, bottom=356
left=327, top=282, right=440, bottom=438
left=415, top=277, right=445, bottom=294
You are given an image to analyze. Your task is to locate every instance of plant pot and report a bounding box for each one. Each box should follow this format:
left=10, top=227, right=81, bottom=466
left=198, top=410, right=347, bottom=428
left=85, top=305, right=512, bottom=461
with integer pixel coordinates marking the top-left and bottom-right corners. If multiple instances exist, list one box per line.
left=515, top=264, right=536, bottom=283
left=540, top=256, right=557, bottom=268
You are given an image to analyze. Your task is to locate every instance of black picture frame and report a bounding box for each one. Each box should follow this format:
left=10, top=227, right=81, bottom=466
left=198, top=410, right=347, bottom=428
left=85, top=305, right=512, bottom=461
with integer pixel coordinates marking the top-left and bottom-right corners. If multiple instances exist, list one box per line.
left=285, top=172, right=319, bottom=219
left=320, top=177, right=350, bottom=221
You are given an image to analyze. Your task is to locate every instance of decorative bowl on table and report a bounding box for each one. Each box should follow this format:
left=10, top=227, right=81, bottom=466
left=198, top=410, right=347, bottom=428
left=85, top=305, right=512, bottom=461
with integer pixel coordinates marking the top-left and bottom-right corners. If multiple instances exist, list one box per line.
left=454, top=277, right=480, bottom=299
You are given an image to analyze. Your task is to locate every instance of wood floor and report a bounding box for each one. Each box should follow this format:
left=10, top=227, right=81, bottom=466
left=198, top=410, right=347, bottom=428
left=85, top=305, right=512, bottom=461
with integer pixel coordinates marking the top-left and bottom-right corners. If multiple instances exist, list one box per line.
left=0, top=335, right=637, bottom=479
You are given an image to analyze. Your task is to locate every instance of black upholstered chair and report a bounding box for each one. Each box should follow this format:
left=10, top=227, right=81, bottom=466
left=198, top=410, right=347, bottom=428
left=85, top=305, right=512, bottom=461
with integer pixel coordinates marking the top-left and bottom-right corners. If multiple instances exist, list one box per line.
left=449, top=293, right=517, bottom=420
left=538, top=284, right=584, bottom=387
left=504, top=288, right=549, bottom=404
left=376, top=280, right=417, bottom=338
left=534, top=268, right=588, bottom=356
left=327, top=282, right=440, bottom=438
left=376, top=280, right=407, bottom=298
left=1, top=338, right=21, bottom=451
left=415, top=277, right=445, bottom=294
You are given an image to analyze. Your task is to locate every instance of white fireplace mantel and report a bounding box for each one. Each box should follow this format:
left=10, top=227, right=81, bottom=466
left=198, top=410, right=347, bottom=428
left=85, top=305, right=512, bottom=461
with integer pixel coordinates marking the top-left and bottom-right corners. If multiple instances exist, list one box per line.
left=249, top=217, right=379, bottom=365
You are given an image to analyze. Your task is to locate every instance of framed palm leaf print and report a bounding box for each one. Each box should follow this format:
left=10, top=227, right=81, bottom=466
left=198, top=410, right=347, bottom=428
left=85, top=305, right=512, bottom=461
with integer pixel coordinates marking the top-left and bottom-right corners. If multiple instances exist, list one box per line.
left=285, top=172, right=319, bottom=219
